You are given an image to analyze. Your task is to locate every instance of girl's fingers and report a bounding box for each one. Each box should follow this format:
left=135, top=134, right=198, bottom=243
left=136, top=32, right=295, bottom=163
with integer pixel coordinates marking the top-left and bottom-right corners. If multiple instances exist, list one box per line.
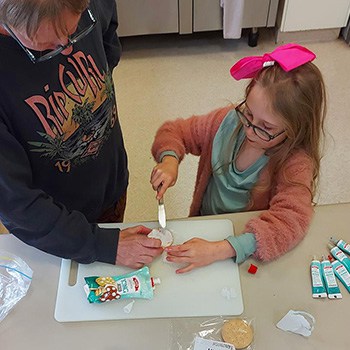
left=152, top=180, right=162, bottom=191
left=152, top=168, right=163, bottom=181
left=165, top=245, right=189, bottom=255
left=151, top=170, right=170, bottom=194
left=176, top=264, right=195, bottom=274
left=157, top=184, right=169, bottom=199
left=166, top=252, right=189, bottom=259
left=166, top=255, right=191, bottom=263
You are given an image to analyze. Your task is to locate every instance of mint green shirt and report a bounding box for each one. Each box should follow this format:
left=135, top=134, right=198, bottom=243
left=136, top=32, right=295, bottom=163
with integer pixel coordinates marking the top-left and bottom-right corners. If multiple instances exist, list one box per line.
left=201, top=110, right=269, bottom=215
left=200, top=110, right=268, bottom=263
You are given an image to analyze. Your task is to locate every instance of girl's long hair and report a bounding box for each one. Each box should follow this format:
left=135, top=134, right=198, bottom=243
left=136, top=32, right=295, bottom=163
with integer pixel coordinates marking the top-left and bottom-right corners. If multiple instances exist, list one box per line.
left=253, top=63, right=326, bottom=198
left=215, top=62, right=327, bottom=201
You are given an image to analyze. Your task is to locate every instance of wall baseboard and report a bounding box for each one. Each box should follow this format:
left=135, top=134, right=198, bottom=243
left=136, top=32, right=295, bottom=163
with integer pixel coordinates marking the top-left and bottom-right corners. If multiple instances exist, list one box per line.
left=275, top=28, right=341, bottom=44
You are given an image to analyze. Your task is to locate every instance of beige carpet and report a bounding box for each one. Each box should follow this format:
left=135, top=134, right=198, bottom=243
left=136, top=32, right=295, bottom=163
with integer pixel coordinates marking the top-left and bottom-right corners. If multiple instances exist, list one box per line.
left=113, top=29, right=350, bottom=223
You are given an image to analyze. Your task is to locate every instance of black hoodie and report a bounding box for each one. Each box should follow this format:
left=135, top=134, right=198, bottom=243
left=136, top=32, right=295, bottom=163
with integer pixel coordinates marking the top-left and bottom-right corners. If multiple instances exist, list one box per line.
left=0, top=0, right=128, bottom=264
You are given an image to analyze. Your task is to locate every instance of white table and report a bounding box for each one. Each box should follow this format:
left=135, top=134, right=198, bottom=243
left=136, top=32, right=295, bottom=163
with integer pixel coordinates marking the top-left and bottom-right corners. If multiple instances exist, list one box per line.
left=1, top=203, right=349, bottom=349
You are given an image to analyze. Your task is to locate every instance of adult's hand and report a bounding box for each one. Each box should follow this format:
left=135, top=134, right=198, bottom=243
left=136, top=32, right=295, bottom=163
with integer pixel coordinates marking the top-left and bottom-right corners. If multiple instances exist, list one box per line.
left=116, top=225, right=163, bottom=269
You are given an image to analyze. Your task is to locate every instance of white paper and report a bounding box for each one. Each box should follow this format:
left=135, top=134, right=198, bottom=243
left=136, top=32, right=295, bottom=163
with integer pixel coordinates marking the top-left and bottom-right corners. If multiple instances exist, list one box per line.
left=276, top=310, right=315, bottom=337
left=148, top=228, right=173, bottom=247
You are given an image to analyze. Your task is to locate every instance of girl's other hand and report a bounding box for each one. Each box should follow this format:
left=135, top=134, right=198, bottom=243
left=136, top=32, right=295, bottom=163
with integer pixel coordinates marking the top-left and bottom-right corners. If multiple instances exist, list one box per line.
left=150, top=156, right=179, bottom=199
left=164, top=238, right=236, bottom=274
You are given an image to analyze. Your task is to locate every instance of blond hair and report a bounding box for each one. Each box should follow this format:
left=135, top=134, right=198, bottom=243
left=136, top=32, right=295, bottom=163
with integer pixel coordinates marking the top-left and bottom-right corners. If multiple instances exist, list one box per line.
left=214, top=62, right=326, bottom=202
left=245, top=62, right=327, bottom=198
left=0, top=0, right=89, bottom=38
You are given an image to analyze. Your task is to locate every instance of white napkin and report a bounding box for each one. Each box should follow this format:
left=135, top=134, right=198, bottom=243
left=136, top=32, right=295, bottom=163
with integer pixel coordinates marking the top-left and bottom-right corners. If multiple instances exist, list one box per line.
left=276, top=310, right=315, bottom=337
left=148, top=228, right=173, bottom=247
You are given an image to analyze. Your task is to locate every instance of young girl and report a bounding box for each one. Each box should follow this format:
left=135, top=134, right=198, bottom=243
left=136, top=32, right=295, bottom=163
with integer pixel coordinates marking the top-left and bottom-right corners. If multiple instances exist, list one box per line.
left=150, top=43, right=327, bottom=273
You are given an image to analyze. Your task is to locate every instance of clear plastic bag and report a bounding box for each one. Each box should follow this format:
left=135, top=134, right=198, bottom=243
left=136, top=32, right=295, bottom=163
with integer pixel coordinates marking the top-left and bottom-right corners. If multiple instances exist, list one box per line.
left=0, top=250, right=33, bottom=322
left=170, top=316, right=255, bottom=350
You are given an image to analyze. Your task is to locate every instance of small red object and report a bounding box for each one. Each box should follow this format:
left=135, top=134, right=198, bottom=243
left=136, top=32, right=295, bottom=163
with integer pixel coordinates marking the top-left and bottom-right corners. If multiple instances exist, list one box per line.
left=248, top=264, right=258, bottom=274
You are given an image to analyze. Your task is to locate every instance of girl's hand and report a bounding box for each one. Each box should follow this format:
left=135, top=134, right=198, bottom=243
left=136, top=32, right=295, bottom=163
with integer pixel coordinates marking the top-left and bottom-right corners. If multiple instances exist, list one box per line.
left=150, top=156, right=179, bottom=199
left=165, top=238, right=236, bottom=274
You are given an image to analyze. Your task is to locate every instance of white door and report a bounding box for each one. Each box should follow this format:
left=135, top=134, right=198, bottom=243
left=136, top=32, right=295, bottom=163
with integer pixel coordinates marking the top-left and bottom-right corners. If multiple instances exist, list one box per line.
left=280, top=0, right=350, bottom=31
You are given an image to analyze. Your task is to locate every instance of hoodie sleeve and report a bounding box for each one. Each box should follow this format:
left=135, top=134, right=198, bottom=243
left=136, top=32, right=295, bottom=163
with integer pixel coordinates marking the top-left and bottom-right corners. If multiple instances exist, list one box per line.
left=0, top=120, right=119, bottom=264
left=151, top=106, right=233, bottom=163
left=92, top=0, right=121, bottom=71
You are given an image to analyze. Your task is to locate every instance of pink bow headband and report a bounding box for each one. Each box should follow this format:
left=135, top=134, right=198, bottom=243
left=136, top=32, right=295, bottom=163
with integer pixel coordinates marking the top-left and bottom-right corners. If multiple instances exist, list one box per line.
left=230, top=43, right=316, bottom=80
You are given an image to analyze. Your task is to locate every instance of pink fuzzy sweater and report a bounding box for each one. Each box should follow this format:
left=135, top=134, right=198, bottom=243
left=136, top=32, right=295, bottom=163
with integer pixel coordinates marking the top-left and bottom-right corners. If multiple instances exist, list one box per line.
left=152, top=106, right=314, bottom=262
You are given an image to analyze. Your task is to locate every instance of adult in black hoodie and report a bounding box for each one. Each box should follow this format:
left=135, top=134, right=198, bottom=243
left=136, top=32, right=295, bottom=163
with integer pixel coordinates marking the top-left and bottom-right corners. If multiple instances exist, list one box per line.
left=0, top=0, right=162, bottom=267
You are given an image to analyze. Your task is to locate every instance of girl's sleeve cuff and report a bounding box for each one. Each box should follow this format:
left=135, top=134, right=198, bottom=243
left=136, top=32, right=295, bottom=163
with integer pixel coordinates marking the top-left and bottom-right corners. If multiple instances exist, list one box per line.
left=159, top=151, right=179, bottom=162
left=225, top=233, right=256, bottom=264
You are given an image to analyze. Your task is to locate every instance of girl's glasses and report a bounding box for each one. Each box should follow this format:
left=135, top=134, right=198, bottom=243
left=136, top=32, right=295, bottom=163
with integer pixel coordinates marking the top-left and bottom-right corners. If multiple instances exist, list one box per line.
left=2, top=8, right=97, bottom=64
left=235, top=100, right=286, bottom=142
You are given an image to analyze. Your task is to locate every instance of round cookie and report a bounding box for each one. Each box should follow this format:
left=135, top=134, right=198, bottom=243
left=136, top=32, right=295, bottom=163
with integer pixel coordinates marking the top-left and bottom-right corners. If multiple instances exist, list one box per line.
left=147, top=228, right=174, bottom=247
left=221, top=319, right=253, bottom=349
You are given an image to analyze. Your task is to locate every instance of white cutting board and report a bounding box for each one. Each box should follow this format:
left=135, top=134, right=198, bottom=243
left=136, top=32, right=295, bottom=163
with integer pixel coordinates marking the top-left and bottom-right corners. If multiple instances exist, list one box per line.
left=54, top=219, right=243, bottom=322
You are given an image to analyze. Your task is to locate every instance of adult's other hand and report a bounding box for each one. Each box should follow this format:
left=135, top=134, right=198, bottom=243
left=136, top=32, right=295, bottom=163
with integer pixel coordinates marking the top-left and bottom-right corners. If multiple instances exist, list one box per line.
left=116, top=225, right=163, bottom=268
